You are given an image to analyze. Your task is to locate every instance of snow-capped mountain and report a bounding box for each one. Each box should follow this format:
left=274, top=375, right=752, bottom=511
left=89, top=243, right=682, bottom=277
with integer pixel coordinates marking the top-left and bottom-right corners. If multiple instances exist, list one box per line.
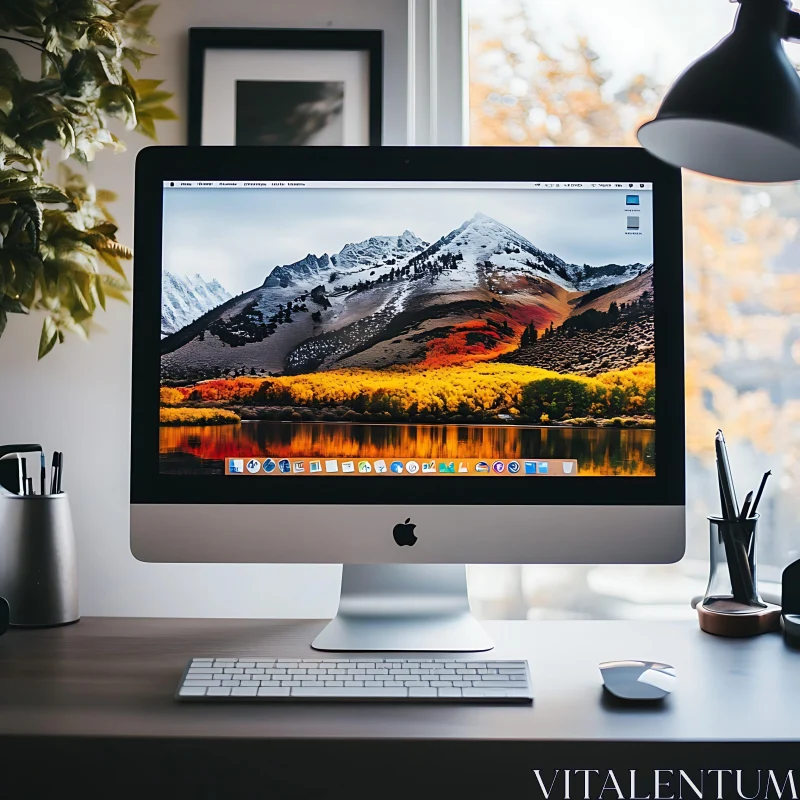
left=262, top=231, right=428, bottom=290
left=415, top=212, right=577, bottom=291
left=161, top=272, right=231, bottom=337
left=264, top=253, right=332, bottom=289
left=416, top=212, right=650, bottom=292
left=563, top=261, right=651, bottom=291
left=332, top=230, right=427, bottom=270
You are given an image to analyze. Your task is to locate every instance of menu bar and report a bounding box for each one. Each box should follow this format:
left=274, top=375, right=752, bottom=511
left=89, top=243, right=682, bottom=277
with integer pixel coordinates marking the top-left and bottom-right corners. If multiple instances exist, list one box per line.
left=225, top=457, right=579, bottom=476
left=164, top=180, right=653, bottom=191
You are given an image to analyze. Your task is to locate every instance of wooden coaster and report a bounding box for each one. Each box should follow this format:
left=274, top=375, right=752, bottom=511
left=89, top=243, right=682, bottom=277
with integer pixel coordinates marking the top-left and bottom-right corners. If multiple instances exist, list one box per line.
left=698, top=602, right=782, bottom=637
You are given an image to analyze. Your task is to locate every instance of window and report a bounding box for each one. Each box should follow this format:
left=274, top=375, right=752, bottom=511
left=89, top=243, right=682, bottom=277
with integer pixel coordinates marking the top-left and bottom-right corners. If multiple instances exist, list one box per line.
left=466, top=0, right=800, bottom=619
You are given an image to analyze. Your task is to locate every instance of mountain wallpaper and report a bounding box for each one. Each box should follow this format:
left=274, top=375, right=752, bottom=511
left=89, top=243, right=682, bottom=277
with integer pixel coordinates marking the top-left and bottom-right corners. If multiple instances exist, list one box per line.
left=159, top=193, right=656, bottom=475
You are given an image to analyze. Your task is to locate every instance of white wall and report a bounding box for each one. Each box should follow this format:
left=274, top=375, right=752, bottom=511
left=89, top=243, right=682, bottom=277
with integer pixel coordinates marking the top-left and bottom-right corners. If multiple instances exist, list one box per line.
left=0, top=0, right=411, bottom=617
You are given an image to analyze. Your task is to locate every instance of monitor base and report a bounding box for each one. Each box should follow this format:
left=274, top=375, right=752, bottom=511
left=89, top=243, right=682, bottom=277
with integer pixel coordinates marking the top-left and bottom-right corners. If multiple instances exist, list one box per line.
left=311, top=564, right=494, bottom=652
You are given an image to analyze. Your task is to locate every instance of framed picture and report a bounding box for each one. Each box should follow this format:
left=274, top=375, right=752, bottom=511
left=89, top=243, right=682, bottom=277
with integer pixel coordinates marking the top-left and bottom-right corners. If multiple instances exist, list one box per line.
left=188, top=28, right=383, bottom=147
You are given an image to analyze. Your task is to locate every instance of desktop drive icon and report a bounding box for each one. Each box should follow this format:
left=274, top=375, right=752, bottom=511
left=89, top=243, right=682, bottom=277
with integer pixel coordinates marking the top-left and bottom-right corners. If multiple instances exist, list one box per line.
left=563, top=462, right=574, bottom=474
left=229, top=459, right=244, bottom=474
left=246, top=459, right=261, bottom=474
left=263, top=458, right=276, bottom=474
left=524, top=461, right=537, bottom=475
left=342, top=461, right=355, bottom=473
left=278, top=459, right=291, bottom=474
left=492, top=460, right=505, bottom=474
left=626, top=194, right=640, bottom=205
left=475, top=461, right=489, bottom=473
left=390, top=461, right=404, bottom=474
left=405, top=461, right=420, bottom=474
left=358, top=460, right=372, bottom=473
left=627, top=216, right=640, bottom=230
left=537, top=462, right=549, bottom=474
left=374, top=460, right=388, bottom=474
left=507, top=460, right=520, bottom=474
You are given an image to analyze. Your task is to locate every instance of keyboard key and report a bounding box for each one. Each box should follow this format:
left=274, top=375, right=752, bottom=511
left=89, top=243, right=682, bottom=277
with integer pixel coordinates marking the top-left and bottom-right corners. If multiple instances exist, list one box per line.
left=363, top=681, right=384, bottom=688
left=438, top=688, right=462, bottom=698
left=237, top=663, right=255, bottom=668
left=186, top=673, right=214, bottom=680
left=183, top=680, right=220, bottom=687
left=207, top=687, right=231, bottom=697
left=179, top=687, right=206, bottom=697
left=292, top=687, right=407, bottom=698
left=280, top=681, right=302, bottom=687
left=430, top=681, right=453, bottom=687
left=301, top=681, right=325, bottom=687
left=478, top=680, right=529, bottom=688
left=324, top=681, right=344, bottom=687
left=221, top=680, right=241, bottom=687
left=344, top=681, right=364, bottom=687
left=232, top=687, right=258, bottom=697
left=258, top=687, right=290, bottom=697
left=408, top=687, right=437, bottom=698
left=499, top=669, right=527, bottom=675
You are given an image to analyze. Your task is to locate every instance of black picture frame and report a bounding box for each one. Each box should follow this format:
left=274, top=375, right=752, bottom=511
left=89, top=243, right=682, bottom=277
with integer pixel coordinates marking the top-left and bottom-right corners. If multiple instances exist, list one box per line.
left=132, top=145, right=685, bottom=508
left=187, top=28, right=383, bottom=146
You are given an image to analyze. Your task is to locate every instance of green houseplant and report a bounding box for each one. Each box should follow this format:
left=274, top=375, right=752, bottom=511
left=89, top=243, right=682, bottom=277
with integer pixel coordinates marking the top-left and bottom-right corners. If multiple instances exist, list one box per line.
left=0, top=0, right=175, bottom=357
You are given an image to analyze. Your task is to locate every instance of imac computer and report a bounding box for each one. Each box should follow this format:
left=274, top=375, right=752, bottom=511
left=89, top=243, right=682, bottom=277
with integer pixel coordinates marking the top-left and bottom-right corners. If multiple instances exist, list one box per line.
left=131, top=146, right=685, bottom=651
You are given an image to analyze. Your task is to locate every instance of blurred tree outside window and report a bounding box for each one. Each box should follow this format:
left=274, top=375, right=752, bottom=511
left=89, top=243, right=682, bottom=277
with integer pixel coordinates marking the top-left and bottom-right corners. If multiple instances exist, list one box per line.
left=466, top=0, right=800, bottom=620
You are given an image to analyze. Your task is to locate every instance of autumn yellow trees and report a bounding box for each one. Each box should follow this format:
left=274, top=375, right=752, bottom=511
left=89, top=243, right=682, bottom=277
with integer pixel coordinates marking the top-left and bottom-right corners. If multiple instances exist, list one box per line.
left=160, top=363, right=654, bottom=422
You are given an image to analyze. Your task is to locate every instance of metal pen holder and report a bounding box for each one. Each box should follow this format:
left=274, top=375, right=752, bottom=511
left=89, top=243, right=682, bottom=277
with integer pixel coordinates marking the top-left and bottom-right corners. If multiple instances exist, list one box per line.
left=0, top=492, right=79, bottom=627
left=698, top=515, right=780, bottom=637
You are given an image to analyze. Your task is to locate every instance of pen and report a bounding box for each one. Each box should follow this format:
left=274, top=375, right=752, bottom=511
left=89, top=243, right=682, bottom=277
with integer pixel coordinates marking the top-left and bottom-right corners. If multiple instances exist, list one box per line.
left=738, top=490, right=753, bottom=522
left=50, top=452, right=58, bottom=495
left=749, top=470, right=771, bottom=518
left=715, top=430, right=739, bottom=520
left=56, top=452, right=63, bottom=493
left=40, top=452, right=46, bottom=496
left=21, top=457, right=28, bottom=496
left=26, top=477, right=33, bottom=496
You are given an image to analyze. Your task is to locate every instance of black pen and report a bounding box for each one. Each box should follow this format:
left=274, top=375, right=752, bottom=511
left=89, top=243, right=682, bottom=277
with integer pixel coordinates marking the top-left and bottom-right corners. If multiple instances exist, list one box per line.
left=40, top=452, right=46, bottom=496
left=56, top=452, right=63, bottom=493
left=21, top=457, right=28, bottom=496
left=50, top=452, right=58, bottom=495
left=738, top=490, right=753, bottom=522
left=749, top=470, right=771, bottom=518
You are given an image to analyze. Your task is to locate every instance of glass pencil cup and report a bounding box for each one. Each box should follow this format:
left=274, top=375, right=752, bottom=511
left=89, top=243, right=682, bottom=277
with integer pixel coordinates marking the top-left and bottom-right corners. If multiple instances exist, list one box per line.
left=699, top=514, right=780, bottom=636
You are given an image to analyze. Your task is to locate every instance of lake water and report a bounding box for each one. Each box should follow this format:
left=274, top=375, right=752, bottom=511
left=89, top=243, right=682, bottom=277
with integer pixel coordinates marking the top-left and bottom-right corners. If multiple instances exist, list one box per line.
left=160, top=421, right=655, bottom=476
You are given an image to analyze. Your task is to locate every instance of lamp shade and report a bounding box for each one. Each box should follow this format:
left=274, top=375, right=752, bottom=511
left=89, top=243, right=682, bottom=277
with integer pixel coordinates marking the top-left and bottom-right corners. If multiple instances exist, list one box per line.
left=638, top=0, right=800, bottom=182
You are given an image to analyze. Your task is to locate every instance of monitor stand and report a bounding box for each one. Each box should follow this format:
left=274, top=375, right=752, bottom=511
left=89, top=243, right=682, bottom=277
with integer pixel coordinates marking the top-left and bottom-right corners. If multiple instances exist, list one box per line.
left=311, top=564, right=494, bottom=652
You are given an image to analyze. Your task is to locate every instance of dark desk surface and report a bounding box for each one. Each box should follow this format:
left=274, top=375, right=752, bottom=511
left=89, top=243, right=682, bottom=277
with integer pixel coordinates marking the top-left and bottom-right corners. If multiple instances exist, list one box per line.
left=0, top=617, right=796, bottom=742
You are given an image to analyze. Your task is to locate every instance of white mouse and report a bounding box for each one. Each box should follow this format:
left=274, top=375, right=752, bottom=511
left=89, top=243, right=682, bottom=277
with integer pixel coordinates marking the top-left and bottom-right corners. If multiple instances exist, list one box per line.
left=599, top=660, right=676, bottom=701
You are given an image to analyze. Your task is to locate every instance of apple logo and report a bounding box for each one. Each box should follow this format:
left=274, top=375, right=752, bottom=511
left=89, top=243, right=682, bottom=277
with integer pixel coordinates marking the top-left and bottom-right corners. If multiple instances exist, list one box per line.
left=393, top=517, right=418, bottom=547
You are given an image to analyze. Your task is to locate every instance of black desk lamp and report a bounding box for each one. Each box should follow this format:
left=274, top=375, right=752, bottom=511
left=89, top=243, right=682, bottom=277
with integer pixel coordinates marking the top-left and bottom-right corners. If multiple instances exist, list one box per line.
left=638, top=0, right=800, bottom=182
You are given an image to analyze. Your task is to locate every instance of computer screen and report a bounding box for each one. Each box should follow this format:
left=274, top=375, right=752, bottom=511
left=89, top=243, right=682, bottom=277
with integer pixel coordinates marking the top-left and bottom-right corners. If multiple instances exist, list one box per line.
left=158, top=179, right=655, bottom=480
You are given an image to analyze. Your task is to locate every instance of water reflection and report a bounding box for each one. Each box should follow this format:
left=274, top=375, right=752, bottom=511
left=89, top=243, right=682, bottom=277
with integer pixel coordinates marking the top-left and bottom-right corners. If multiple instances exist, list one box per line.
left=160, top=422, right=655, bottom=476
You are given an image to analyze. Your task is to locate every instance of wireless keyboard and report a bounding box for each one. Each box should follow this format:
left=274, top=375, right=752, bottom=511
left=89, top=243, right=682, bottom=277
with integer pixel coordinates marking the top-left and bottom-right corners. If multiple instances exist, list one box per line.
left=176, top=657, right=533, bottom=703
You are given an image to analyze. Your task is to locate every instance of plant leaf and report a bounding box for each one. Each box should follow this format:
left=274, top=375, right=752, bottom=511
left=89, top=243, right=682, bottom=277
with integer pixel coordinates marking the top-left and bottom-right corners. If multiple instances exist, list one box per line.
left=38, top=315, right=58, bottom=359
